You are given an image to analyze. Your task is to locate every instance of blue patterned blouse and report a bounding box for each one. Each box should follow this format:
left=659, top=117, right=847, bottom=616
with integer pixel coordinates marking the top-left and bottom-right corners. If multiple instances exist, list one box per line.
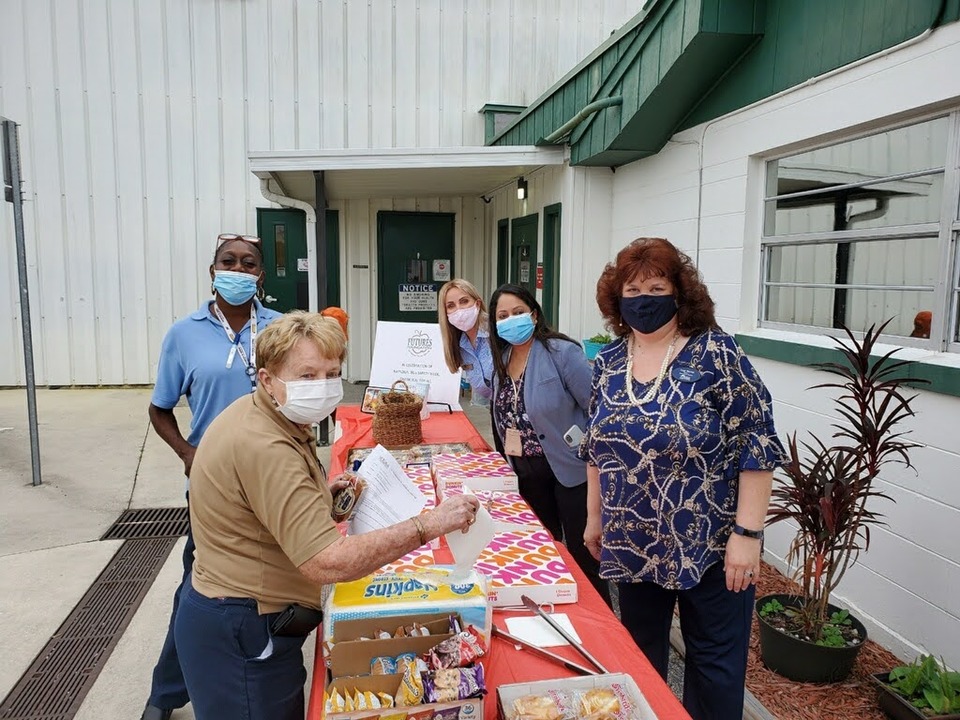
left=580, top=328, right=787, bottom=590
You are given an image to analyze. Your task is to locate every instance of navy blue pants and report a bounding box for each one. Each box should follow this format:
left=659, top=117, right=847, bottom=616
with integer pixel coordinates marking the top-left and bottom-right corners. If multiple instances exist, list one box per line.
left=147, top=496, right=194, bottom=710
left=174, top=577, right=308, bottom=720
left=618, top=561, right=754, bottom=720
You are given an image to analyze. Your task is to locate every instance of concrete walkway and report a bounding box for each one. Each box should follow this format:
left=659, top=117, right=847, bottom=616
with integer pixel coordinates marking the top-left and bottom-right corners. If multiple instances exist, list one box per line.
left=0, top=384, right=497, bottom=719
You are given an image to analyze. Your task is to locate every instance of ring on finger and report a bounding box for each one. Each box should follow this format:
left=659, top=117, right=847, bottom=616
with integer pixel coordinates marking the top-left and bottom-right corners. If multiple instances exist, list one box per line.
left=745, top=570, right=755, bottom=578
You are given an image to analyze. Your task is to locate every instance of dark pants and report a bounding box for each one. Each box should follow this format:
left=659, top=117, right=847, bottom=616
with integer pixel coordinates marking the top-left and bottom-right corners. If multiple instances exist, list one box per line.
left=175, top=577, right=308, bottom=720
left=512, top=455, right=611, bottom=607
left=618, top=562, right=754, bottom=720
left=147, top=493, right=194, bottom=710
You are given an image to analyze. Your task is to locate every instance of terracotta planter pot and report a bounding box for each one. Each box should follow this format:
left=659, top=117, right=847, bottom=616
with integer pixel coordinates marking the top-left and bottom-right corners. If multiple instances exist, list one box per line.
left=870, top=673, right=960, bottom=720
left=756, top=594, right=867, bottom=683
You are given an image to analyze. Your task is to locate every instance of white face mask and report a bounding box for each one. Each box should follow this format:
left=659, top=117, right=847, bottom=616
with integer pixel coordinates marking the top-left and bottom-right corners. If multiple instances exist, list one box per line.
left=275, top=377, right=343, bottom=425
left=447, top=304, right=480, bottom=332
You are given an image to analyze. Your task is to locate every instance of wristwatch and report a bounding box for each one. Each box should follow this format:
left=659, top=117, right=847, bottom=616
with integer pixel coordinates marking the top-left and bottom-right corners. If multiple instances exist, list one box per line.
left=732, top=524, right=764, bottom=541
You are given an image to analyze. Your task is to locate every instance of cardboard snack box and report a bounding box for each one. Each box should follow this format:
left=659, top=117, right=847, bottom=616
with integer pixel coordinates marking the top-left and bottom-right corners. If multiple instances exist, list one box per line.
left=432, top=453, right=519, bottom=494
left=327, top=675, right=483, bottom=720
left=324, top=568, right=492, bottom=646
left=496, top=673, right=658, bottom=720
left=474, top=529, right=578, bottom=607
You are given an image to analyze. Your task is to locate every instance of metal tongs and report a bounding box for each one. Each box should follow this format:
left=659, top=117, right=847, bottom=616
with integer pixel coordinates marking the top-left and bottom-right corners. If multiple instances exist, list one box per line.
left=520, top=593, right=610, bottom=674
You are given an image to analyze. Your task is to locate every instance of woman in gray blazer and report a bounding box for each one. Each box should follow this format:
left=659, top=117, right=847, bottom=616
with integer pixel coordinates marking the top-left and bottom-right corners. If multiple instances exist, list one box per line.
left=488, top=284, right=611, bottom=605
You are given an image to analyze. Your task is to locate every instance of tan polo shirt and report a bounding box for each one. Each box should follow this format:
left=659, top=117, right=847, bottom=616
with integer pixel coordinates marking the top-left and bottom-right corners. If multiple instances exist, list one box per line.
left=189, top=383, right=341, bottom=613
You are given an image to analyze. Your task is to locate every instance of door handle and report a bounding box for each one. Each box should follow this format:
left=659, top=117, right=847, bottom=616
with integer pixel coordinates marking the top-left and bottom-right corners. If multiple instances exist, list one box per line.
left=264, top=294, right=278, bottom=304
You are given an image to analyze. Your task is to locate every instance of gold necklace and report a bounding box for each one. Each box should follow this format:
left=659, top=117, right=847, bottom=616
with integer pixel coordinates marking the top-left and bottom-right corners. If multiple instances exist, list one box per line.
left=625, top=332, right=680, bottom=404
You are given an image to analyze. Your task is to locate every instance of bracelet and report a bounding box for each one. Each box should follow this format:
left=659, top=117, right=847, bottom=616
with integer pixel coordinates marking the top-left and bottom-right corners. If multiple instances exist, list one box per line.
left=411, top=516, right=428, bottom=546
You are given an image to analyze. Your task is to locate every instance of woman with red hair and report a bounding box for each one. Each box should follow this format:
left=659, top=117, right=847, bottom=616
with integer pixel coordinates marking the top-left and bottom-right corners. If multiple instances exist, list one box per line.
left=579, top=238, right=786, bottom=720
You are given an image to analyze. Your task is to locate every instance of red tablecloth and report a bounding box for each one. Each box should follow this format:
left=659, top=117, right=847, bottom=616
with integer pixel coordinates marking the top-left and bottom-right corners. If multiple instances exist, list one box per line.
left=328, top=405, right=490, bottom=476
left=309, top=407, right=690, bottom=720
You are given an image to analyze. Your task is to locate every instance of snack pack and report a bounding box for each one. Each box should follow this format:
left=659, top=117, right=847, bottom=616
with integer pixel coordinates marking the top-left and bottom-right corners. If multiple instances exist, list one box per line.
left=424, top=627, right=487, bottom=669
left=422, top=665, right=486, bottom=703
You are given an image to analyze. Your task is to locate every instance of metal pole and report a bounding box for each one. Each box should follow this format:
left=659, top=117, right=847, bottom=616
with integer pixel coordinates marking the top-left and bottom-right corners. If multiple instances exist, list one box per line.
left=2, top=118, right=42, bottom=486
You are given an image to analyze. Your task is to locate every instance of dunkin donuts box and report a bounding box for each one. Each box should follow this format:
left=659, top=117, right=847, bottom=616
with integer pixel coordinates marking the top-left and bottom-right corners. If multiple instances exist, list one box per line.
left=474, top=528, right=578, bottom=607
left=432, top=452, right=519, bottom=495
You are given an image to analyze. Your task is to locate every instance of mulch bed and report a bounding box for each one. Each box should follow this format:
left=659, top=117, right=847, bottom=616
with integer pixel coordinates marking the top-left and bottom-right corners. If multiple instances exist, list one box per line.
left=747, top=561, right=902, bottom=720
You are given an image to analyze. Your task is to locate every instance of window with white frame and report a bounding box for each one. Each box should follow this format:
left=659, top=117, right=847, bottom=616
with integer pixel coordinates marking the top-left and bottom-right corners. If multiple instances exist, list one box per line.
left=760, top=111, right=960, bottom=351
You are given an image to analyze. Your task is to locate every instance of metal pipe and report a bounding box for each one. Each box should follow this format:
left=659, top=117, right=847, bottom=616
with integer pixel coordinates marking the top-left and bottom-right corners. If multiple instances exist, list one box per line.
left=541, top=96, right=623, bottom=144
left=2, top=119, right=42, bottom=486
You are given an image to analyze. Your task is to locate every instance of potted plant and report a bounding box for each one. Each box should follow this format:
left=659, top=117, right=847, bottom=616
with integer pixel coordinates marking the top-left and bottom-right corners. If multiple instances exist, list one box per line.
left=758, top=320, right=926, bottom=683
left=870, top=655, right=960, bottom=719
left=582, top=332, right=612, bottom=361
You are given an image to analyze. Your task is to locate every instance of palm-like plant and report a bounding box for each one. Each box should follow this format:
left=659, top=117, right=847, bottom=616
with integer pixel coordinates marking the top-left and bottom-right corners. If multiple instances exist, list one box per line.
left=767, top=320, right=927, bottom=640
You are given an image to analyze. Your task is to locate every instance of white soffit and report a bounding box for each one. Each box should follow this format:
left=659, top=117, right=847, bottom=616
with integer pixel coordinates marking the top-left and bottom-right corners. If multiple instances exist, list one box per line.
left=248, top=146, right=567, bottom=202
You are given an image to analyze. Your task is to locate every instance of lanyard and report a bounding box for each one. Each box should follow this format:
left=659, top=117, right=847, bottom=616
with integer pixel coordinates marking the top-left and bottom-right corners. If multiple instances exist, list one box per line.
left=509, top=373, right=523, bottom=422
left=213, top=302, right=258, bottom=389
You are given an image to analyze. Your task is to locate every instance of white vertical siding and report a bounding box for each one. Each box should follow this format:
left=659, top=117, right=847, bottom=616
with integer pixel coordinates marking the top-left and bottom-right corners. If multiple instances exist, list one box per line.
left=603, top=23, right=960, bottom=667
left=0, top=0, right=638, bottom=385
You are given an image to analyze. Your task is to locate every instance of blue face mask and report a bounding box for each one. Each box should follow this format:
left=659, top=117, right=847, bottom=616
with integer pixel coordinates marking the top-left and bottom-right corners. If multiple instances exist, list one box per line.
left=619, top=294, right=677, bottom=334
left=213, top=270, right=258, bottom=306
left=496, top=313, right=536, bottom=345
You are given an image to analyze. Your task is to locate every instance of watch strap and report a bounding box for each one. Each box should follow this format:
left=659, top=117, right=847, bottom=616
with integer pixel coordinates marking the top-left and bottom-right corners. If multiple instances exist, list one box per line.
left=732, top=523, right=764, bottom=540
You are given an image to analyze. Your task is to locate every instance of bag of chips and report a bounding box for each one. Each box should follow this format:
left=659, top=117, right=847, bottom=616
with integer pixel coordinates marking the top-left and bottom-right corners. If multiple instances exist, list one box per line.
left=422, top=665, right=486, bottom=704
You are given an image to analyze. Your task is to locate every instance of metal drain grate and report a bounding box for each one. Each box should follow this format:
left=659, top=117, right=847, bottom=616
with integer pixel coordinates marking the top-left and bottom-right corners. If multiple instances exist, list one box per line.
left=101, top=506, right=189, bottom=540
left=0, top=538, right=177, bottom=720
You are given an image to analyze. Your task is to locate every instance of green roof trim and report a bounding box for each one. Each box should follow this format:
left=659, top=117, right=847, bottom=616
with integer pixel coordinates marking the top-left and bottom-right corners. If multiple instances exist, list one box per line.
left=493, top=0, right=960, bottom=167
left=491, top=0, right=765, bottom=166
left=736, top=333, right=960, bottom=398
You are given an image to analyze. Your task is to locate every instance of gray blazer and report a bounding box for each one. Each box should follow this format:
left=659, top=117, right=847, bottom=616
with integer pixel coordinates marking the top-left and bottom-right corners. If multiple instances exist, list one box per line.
left=492, top=337, right=592, bottom=488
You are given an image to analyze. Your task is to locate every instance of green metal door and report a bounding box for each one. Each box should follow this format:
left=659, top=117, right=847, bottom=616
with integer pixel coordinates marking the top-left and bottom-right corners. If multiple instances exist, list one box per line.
left=257, top=208, right=308, bottom=313
left=257, top=208, right=341, bottom=313
left=542, top=203, right=562, bottom=327
left=377, top=211, right=455, bottom=322
left=511, top=213, right=538, bottom=295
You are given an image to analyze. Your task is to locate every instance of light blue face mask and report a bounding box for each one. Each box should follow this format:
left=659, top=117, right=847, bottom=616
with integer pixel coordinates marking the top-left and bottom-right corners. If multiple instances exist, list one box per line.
left=496, top=313, right=536, bottom=345
left=213, top=270, right=258, bottom=306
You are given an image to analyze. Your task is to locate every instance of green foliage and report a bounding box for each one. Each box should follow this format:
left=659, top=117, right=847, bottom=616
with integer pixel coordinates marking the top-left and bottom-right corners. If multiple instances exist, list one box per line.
left=759, top=598, right=785, bottom=617
left=587, top=332, right=612, bottom=344
left=766, top=320, right=927, bottom=641
left=887, top=655, right=960, bottom=715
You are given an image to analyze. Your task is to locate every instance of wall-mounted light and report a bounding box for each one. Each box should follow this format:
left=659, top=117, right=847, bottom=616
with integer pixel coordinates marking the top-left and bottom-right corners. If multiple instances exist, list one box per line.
left=516, top=177, right=528, bottom=200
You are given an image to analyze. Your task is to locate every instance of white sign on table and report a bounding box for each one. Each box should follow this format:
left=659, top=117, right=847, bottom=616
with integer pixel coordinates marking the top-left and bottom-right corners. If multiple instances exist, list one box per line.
left=369, top=321, right=462, bottom=411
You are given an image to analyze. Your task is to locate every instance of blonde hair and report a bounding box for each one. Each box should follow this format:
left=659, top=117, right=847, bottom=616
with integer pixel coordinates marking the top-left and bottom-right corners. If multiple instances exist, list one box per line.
left=437, top=279, right=487, bottom=373
left=256, top=311, right=347, bottom=371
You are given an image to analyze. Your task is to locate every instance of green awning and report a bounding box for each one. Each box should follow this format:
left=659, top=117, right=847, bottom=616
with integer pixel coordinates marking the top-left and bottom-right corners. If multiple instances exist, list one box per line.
left=490, top=0, right=765, bottom=166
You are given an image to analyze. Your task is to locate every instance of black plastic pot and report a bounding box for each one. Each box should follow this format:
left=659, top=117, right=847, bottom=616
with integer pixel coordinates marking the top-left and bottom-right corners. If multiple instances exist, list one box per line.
left=756, top=593, right=867, bottom=683
left=870, top=673, right=960, bottom=720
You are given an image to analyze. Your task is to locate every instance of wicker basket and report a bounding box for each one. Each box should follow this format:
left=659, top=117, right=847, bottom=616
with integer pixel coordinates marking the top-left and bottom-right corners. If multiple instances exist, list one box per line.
left=371, top=380, right=424, bottom=447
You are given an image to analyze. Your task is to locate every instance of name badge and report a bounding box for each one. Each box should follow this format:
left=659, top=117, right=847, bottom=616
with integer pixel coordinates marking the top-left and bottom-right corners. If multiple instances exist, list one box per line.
left=671, top=364, right=702, bottom=383
left=462, top=363, right=474, bottom=371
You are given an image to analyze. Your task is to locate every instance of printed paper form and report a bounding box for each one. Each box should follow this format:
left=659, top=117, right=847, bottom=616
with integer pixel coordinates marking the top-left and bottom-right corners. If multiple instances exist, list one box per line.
left=348, top=445, right=428, bottom=535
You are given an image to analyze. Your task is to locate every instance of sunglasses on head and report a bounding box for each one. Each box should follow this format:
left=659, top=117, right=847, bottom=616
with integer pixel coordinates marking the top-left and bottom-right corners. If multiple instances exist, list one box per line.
left=217, top=233, right=261, bottom=247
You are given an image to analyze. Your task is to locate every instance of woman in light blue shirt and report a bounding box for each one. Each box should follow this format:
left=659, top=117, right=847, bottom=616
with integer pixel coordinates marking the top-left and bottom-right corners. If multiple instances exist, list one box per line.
left=438, top=279, right=494, bottom=406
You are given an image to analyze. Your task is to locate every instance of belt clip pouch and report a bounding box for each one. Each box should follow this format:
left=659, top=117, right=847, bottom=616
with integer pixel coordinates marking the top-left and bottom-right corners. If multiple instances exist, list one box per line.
left=270, top=604, right=324, bottom=637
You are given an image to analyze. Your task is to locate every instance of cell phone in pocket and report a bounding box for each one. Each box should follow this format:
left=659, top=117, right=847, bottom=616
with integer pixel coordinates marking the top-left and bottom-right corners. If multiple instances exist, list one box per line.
left=563, top=424, right=584, bottom=448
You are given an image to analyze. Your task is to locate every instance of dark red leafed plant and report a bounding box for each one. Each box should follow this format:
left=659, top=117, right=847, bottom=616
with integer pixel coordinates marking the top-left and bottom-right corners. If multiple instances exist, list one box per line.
left=766, top=320, right=927, bottom=641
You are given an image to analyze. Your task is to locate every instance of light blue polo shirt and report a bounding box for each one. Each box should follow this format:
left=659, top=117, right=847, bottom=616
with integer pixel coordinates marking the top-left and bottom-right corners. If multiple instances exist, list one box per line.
left=151, top=299, right=283, bottom=448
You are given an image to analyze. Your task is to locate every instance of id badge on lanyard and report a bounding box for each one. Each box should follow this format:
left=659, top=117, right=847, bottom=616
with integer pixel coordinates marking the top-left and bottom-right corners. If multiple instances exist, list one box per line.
left=213, top=303, right=258, bottom=392
left=504, top=375, right=523, bottom=457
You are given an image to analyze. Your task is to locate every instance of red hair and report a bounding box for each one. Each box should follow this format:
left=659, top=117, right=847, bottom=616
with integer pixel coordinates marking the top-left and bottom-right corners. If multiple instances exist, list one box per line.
left=596, top=238, right=716, bottom=337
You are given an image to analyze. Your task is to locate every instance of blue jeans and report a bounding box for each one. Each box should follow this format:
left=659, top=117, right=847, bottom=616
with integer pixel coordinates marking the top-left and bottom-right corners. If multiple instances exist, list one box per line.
left=147, top=495, right=194, bottom=709
left=174, top=577, right=308, bottom=720
left=618, top=561, right=754, bottom=720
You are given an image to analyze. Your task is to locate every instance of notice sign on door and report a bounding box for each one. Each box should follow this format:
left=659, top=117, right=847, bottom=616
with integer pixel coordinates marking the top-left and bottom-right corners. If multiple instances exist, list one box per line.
left=398, top=283, right=439, bottom=312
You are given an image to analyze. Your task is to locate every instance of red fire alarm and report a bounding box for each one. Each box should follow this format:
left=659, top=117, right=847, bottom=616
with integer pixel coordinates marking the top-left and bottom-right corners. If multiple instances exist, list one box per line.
left=535, top=263, right=544, bottom=289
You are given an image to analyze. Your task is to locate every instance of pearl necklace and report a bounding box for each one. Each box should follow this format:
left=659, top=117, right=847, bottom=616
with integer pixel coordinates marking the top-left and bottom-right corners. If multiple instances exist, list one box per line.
left=625, top=332, right=680, bottom=405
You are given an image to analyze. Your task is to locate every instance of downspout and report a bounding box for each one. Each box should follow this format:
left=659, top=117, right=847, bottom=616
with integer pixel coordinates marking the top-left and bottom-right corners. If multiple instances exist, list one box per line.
left=258, top=177, right=319, bottom=311
left=541, top=96, right=623, bottom=144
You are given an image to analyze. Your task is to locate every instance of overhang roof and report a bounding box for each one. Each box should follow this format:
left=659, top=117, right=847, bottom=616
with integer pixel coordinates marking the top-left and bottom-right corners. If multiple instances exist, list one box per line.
left=491, top=0, right=766, bottom=166
left=248, top=146, right=566, bottom=202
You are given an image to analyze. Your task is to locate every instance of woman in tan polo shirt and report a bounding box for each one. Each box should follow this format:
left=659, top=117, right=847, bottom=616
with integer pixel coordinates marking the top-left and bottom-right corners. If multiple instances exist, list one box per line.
left=174, top=312, right=479, bottom=720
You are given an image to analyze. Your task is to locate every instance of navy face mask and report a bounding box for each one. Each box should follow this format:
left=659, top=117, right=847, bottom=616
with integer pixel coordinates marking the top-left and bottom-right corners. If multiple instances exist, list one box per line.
left=619, top=294, right=678, bottom=334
